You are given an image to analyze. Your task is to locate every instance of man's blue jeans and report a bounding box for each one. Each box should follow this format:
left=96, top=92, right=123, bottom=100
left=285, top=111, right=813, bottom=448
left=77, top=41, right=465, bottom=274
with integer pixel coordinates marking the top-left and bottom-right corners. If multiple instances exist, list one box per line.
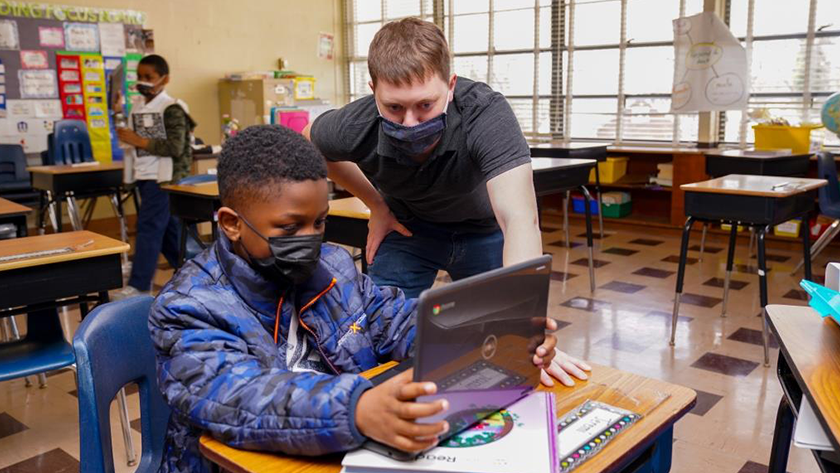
left=368, top=218, right=504, bottom=299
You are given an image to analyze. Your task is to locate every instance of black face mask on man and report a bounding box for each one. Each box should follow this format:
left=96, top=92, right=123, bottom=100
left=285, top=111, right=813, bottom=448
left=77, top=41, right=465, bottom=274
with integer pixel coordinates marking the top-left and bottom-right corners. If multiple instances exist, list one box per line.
left=237, top=214, right=322, bottom=286
left=378, top=90, right=452, bottom=157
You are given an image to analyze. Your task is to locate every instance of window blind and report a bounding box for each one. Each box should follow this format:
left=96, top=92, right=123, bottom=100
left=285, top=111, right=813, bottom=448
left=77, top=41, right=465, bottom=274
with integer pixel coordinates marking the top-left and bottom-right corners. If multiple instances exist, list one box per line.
left=722, top=0, right=840, bottom=146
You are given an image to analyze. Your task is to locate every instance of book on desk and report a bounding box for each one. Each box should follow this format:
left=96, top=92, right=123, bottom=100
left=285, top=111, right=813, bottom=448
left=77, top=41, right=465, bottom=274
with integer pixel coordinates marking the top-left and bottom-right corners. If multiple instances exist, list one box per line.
left=341, top=391, right=559, bottom=473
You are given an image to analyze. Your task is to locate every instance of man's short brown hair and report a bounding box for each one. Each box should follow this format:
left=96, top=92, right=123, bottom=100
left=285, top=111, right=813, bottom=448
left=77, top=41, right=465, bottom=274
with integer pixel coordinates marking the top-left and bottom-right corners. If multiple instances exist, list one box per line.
left=368, top=18, right=451, bottom=87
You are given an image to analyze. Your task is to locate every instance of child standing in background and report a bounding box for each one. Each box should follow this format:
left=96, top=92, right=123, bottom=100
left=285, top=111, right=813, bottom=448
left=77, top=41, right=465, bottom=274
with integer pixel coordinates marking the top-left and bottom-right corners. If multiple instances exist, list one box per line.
left=113, top=54, right=196, bottom=299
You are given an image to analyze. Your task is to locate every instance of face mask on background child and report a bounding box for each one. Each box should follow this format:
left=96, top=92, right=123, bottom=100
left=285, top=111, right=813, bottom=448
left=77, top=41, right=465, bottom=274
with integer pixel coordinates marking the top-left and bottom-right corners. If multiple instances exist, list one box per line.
left=135, top=76, right=166, bottom=100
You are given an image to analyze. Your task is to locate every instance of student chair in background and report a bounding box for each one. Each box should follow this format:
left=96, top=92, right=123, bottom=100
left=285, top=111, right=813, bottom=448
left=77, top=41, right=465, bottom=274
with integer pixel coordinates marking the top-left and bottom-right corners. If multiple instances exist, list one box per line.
left=51, top=119, right=94, bottom=165
left=0, top=309, right=72, bottom=390
left=73, top=296, right=169, bottom=472
left=0, top=144, right=40, bottom=208
left=793, top=151, right=840, bottom=274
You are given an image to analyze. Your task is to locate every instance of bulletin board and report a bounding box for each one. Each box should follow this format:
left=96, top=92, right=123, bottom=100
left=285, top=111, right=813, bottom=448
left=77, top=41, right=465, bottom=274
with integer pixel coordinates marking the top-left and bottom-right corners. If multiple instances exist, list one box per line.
left=0, top=1, right=152, bottom=162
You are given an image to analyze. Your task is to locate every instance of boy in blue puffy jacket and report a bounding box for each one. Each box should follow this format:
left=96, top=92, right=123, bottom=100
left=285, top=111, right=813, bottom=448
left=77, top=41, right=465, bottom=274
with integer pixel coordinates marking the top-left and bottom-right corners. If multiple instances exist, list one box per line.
left=149, top=125, right=562, bottom=473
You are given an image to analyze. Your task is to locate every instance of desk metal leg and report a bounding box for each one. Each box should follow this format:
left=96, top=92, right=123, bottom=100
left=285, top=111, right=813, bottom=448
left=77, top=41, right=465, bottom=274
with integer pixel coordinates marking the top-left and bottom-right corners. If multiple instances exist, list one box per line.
left=109, top=193, right=129, bottom=268
left=721, top=222, right=738, bottom=318
left=757, top=226, right=771, bottom=367
left=563, top=191, right=571, bottom=248
left=748, top=227, right=756, bottom=258
left=792, top=218, right=840, bottom=275
left=595, top=165, right=604, bottom=239
left=581, top=186, right=595, bottom=292
left=801, top=212, right=813, bottom=282
left=117, top=387, right=138, bottom=466
left=698, top=223, right=707, bottom=262
left=66, top=193, right=83, bottom=231
left=768, top=396, right=795, bottom=473
left=46, top=192, right=60, bottom=233
left=670, top=216, right=695, bottom=346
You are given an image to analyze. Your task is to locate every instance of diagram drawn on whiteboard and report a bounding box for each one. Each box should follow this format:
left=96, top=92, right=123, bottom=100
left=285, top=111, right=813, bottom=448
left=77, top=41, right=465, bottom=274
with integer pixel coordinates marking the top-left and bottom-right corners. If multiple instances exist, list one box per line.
left=671, top=12, right=747, bottom=113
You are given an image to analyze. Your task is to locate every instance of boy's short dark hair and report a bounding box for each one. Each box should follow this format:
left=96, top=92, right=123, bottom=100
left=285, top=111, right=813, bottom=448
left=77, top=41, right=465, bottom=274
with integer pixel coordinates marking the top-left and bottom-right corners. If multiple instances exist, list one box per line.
left=139, top=54, right=169, bottom=76
left=218, top=125, right=328, bottom=209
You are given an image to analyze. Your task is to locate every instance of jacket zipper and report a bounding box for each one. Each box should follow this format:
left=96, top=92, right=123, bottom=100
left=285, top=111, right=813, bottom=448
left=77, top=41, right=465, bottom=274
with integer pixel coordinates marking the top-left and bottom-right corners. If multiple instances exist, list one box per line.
left=295, top=278, right=340, bottom=374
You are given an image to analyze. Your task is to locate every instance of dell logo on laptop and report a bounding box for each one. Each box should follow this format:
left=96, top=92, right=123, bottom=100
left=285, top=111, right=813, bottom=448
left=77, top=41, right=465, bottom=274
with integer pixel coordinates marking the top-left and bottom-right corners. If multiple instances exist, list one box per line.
left=432, top=302, right=455, bottom=315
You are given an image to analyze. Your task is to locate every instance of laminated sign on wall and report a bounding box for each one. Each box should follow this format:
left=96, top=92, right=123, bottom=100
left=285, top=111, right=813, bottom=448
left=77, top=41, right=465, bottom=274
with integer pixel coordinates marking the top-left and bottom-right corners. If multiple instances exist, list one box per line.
left=671, top=12, right=747, bottom=113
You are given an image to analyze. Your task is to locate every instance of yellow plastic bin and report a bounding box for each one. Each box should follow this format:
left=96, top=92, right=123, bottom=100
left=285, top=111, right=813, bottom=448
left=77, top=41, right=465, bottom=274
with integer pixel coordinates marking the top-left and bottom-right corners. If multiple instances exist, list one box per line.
left=589, top=157, right=628, bottom=184
left=752, top=124, right=823, bottom=154
left=774, top=219, right=801, bottom=238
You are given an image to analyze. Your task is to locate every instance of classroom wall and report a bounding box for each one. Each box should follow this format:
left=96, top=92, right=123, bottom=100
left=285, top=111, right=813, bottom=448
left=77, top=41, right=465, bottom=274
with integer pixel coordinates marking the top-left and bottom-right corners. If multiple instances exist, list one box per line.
left=45, top=0, right=347, bottom=146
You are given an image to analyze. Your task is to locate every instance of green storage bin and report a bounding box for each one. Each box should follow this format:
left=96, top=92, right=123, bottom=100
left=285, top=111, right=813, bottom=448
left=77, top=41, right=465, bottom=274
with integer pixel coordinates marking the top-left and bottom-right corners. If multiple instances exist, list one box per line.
left=601, top=200, right=632, bottom=218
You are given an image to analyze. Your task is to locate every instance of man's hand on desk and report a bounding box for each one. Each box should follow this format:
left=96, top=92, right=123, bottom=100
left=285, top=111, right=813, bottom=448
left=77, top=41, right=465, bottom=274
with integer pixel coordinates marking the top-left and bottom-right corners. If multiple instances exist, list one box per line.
left=536, top=318, right=592, bottom=387
left=356, top=369, right=449, bottom=453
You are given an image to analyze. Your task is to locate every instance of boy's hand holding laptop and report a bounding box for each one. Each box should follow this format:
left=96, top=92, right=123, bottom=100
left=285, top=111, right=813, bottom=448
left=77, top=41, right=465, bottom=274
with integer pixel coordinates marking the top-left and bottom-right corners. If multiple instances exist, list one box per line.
left=356, top=316, right=564, bottom=454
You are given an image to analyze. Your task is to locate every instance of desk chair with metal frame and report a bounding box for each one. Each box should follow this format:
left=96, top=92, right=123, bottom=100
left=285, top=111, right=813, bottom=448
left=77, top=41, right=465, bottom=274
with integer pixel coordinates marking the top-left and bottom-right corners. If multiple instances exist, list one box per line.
left=793, top=151, right=840, bottom=274
left=0, top=144, right=41, bottom=209
left=73, top=296, right=169, bottom=472
left=41, top=122, right=129, bottom=265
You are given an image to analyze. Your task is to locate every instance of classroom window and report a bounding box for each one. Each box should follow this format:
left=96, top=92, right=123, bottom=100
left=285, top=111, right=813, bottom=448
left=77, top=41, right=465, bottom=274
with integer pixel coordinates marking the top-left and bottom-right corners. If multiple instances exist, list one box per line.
left=722, top=0, right=840, bottom=147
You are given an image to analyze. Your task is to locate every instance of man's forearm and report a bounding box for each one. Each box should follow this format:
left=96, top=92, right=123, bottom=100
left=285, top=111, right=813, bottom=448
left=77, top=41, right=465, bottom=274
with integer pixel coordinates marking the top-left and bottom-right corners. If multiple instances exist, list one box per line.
left=499, top=214, right=542, bottom=266
left=327, top=161, right=387, bottom=211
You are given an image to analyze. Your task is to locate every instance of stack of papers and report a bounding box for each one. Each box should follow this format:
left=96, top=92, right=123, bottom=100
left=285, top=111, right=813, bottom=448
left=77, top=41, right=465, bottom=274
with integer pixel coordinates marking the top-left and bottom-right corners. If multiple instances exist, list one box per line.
left=794, top=398, right=835, bottom=451
left=342, top=391, right=558, bottom=473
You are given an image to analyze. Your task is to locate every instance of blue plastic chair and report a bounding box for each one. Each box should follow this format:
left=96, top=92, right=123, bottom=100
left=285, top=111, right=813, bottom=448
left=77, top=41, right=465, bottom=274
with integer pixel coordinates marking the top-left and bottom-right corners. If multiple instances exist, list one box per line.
left=73, top=296, right=171, bottom=473
left=0, top=309, right=75, bottom=384
left=51, top=120, right=94, bottom=165
left=0, top=144, right=40, bottom=207
left=794, top=151, right=840, bottom=272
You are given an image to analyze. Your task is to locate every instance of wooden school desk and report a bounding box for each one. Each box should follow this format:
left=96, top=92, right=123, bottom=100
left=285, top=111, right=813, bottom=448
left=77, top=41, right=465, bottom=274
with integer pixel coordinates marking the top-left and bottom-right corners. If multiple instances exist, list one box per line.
left=199, top=362, right=696, bottom=473
left=765, top=305, right=840, bottom=473
left=532, top=157, right=599, bottom=292
left=704, top=149, right=812, bottom=178
left=27, top=162, right=125, bottom=234
left=670, top=175, right=826, bottom=366
left=697, top=150, right=814, bottom=261
left=0, top=230, right=128, bottom=317
left=162, top=182, right=374, bottom=271
left=0, top=197, right=32, bottom=237
left=531, top=142, right=609, bottom=238
left=161, top=180, right=222, bottom=266
left=324, top=197, right=371, bottom=273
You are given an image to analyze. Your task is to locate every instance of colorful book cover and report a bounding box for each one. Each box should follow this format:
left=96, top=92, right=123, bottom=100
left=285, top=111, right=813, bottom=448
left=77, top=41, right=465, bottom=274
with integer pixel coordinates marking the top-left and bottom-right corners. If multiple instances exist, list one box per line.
left=342, top=391, right=558, bottom=473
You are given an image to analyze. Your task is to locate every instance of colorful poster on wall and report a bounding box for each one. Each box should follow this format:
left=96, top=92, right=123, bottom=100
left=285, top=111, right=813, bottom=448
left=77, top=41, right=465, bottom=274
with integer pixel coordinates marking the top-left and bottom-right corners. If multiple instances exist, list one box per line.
left=0, top=59, right=5, bottom=118
left=79, top=54, right=112, bottom=162
left=18, top=69, right=58, bottom=98
left=0, top=20, right=19, bottom=50
left=318, top=32, right=334, bottom=60
left=57, top=53, right=85, bottom=120
left=98, top=23, right=126, bottom=57
left=64, top=23, right=100, bottom=52
left=124, top=52, right=142, bottom=115
left=38, top=26, right=65, bottom=48
left=20, top=50, right=49, bottom=69
left=33, top=100, right=62, bottom=118
left=671, top=12, right=748, bottom=113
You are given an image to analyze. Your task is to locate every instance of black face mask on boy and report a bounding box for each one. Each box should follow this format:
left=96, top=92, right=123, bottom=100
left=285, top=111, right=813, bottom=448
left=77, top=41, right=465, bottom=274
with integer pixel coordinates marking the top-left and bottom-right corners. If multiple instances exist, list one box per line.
left=236, top=214, right=322, bottom=286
